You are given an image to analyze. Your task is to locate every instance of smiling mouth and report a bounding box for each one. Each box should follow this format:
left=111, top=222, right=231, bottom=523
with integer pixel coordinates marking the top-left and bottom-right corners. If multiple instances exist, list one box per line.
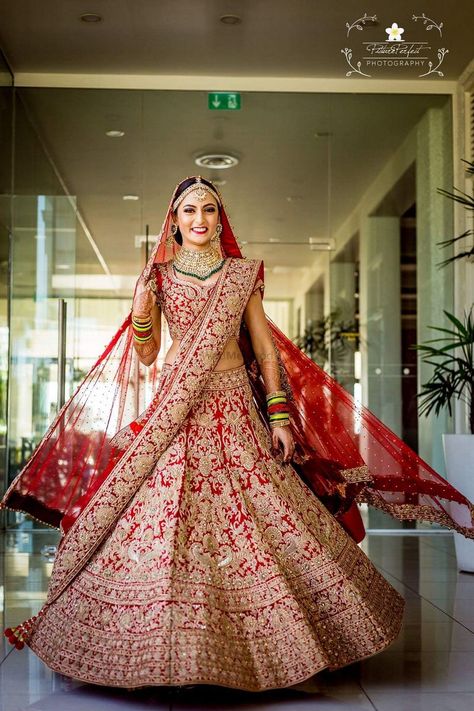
left=192, top=227, right=208, bottom=233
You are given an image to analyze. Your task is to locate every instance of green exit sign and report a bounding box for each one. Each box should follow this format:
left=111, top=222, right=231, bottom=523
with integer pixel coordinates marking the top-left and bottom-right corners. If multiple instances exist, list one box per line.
left=208, top=92, right=241, bottom=110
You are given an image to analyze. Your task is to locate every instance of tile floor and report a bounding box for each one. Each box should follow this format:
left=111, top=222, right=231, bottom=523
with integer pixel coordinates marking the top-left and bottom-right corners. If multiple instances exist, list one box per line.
left=1, top=530, right=473, bottom=711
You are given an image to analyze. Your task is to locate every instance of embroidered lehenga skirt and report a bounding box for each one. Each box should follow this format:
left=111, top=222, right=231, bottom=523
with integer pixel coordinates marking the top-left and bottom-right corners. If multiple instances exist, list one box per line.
left=28, top=362, right=405, bottom=691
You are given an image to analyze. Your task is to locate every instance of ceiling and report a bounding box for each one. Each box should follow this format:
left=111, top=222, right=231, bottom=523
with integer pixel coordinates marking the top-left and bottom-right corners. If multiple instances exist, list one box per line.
left=0, top=1, right=470, bottom=297
left=0, top=1, right=472, bottom=80
left=13, top=88, right=448, bottom=291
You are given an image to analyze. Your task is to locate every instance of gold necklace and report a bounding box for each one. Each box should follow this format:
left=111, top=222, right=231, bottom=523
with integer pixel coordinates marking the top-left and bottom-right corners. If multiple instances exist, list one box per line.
left=173, top=244, right=225, bottom=281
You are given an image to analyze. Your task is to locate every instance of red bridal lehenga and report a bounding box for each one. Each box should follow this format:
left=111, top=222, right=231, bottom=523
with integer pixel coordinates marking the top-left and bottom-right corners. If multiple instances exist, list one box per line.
left=2, top=177, right=474, bottom=692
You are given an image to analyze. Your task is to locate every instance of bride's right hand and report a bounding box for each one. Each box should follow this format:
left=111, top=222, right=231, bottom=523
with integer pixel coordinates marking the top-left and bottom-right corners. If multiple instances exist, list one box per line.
left=271, top=425, right=295, bottom=464
left=132, top=276, right=155, bottom=318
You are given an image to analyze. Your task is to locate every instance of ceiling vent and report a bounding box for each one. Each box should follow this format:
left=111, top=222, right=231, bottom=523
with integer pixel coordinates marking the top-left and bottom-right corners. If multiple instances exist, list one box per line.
left=194, top=153, right=239, bottom=169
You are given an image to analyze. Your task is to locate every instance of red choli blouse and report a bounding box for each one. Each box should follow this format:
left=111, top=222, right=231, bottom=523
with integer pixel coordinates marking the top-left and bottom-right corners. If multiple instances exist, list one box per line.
left=149, top=259, right=264, bottom=340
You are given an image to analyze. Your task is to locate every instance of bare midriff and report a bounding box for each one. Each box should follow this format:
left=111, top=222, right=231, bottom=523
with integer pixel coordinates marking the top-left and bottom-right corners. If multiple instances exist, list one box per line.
left=164, top=336, right=244, bottom=371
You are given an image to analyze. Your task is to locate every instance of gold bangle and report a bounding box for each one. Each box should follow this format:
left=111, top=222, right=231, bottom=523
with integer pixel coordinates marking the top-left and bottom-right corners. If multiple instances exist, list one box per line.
left=269, top=419, right=291, bottom=429
left=266, top=390, right=286, bottom=401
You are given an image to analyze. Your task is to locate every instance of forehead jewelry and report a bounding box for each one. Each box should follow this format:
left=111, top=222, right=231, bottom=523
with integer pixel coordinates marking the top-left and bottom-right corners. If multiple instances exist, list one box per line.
left=172, top=176, right=222, bottom=211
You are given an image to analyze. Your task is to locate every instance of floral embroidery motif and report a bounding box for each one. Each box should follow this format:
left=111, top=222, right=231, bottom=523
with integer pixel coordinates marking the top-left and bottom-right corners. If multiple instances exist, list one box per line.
left=28, top=363, right=405, bottom=691
left=153, top=261, right=250, bottom=340
left=11, top=256, right=408, bottom=691
left=45, top=258, right=262, bottom=603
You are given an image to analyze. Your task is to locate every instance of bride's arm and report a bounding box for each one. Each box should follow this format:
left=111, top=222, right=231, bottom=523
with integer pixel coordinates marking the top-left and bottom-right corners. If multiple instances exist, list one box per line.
left=243, top=292, right=282, bottom=394
left=132, top=278, right=161, bottom=366
left=243, top=292, right=295, bottom=462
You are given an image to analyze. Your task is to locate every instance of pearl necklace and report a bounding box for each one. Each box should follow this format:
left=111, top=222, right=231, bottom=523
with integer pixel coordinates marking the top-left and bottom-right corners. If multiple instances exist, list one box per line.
left=173, top=244, right=225, bottom=281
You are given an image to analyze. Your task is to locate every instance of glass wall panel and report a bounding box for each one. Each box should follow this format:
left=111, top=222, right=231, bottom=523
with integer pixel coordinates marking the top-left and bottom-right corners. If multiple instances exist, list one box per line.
left=8, top=196, right=76, bottom=496
left=0, top=53, right=13, bottom=520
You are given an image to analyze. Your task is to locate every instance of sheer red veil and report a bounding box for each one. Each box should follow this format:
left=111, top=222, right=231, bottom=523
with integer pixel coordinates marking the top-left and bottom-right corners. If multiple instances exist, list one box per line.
left=2, top=176, right=473, bottom=544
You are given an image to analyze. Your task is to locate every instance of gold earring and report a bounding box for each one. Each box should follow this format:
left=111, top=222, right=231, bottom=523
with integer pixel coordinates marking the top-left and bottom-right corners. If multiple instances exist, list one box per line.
left=167, top=224, right=177, bottom=246
left=211, top=223, right=222, bottom=246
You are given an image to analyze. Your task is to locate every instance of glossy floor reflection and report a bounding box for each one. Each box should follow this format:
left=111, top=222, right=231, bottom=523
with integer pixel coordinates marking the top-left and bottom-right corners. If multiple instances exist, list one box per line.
left=1, top=530, right=474, bottom=710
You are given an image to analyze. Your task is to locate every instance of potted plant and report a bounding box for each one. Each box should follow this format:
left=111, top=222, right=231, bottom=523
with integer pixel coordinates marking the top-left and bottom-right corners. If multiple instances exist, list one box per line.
left=414, top=309, right=474, bottom=570
left=294, top=308, right=358, bottom=384
left=414, top=158, right=474, bottom=572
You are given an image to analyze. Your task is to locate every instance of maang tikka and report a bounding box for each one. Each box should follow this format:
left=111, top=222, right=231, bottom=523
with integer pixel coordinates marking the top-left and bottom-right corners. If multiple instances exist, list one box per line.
left=167, top=178, right=222, bottom=248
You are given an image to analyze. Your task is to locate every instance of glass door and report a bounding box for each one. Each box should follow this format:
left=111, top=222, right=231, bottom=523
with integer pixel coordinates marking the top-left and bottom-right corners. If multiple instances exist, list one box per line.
left=6, top=194, right=77, bottom=529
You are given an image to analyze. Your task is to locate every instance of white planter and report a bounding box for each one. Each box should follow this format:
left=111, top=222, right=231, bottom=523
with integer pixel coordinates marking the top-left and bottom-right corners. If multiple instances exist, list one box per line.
left=442, top=434, right=474, bottom=573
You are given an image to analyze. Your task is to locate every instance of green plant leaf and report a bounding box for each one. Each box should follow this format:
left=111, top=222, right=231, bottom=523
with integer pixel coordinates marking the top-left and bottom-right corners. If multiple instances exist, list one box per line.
left=437, top=186, right=474, bottom=209
left=414, top=305, right=474, bottom=427
left=444, top=310, right=468, bottom=336
left=437, top=229, right=473, bottom=248
left=437, top=248, right=474, bottom=268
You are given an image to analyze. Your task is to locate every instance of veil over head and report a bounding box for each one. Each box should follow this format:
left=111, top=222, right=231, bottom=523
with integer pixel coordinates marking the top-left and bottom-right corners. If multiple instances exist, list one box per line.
left=2, top=176, right=473, bottom=544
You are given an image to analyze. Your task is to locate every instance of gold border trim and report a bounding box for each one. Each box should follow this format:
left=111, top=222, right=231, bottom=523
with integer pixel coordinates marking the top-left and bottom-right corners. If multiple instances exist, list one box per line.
left=356, top=488, right=474, bottom=540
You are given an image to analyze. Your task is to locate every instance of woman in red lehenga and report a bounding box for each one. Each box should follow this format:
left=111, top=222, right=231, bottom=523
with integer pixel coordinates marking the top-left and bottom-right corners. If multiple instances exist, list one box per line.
left=2, top=176, right=474, bottom=692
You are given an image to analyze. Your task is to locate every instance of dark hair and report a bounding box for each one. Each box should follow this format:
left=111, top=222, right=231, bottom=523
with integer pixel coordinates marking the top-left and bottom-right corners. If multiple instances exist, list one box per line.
left=171, top=177, right=221, bottom=245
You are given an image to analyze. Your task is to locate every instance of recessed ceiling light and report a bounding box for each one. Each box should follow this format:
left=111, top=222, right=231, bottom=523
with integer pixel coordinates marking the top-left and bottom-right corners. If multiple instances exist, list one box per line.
left=268, top=238, right=281, bottom=243
left=56, top=264, right=71, bottom=270
left=219, top=14, right=242, bottom=25
left=80, top=13, right=103, bottom=23
left=195, top=153, right=239, bottom=169
left=123, top=194, right=139, bottom=201
left=106, top=130, right=125, bottom=137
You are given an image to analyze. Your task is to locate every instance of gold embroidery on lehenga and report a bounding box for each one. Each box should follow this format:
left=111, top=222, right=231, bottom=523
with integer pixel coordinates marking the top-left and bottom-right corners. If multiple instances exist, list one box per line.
left=44, top=258, right=261, bottom=603
left=22, top=260, right=406, bottom=692
left=340, top=465, right=374, bottom=483
left=133, top=455, right=154, bottom=475
left=28, top=364, right=405, bottom=689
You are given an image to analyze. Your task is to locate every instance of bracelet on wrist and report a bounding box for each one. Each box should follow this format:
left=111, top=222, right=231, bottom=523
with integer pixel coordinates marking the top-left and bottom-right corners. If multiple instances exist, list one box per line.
left=266, top=390, right=286, bottom=402
left=268, top=413, right=291, bottom=425
left=269, top=419, right=291, bottom=429
left=266, top=390, right=290, bottom=428
left=132, top=314, right=153, bottom=343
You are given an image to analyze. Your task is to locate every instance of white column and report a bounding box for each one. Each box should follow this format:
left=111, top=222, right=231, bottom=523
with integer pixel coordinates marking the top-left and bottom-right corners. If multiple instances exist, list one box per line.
left=360, top=216, right=402, bottom=436
left=416, top=104, right=454, bottom=471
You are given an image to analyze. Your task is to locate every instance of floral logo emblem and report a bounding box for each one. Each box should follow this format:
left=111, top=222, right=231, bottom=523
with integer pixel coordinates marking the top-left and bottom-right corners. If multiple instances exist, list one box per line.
left=385, top=22, right=404, bottom=41
left=342, top=13, right=448, bottom=78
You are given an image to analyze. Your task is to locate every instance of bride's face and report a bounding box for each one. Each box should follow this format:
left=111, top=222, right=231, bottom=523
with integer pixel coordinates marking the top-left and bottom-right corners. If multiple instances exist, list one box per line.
left=173, top=191, right=219, bottom=249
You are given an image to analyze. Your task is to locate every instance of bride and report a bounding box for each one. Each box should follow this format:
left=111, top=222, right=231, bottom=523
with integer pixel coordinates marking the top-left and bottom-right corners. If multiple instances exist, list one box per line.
left=2, top=176, right=473, bottom=691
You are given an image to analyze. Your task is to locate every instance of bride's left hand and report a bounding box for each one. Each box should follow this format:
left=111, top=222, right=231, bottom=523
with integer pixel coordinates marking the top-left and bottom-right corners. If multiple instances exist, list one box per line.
left=271, top=426, right=295, bottom=463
